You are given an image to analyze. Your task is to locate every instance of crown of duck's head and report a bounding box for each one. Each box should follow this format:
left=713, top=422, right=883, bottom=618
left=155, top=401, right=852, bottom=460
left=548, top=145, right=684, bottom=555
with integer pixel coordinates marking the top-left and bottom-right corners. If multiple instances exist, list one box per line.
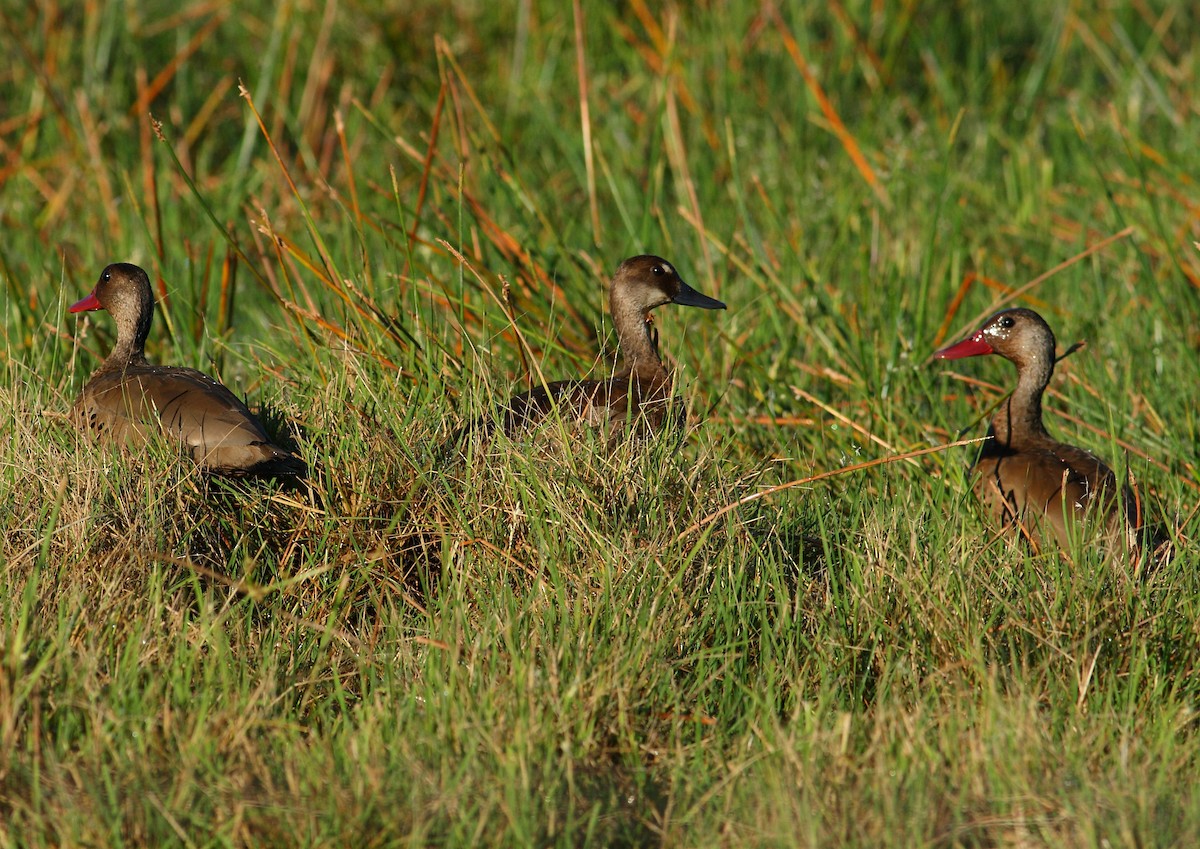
left=610, top=255, right=726, bottom=316
left=934, top=307, right=1055, bottom=369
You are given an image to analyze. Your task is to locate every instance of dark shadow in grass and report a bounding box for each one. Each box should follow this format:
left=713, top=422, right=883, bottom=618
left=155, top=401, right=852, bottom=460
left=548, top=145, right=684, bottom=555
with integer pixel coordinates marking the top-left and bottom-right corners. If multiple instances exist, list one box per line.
left=190, top=475, right=326, bottom=592
left=344, top=526, right=443, bottom=630
left=554, top=757, right=667, bottom=849
left=738, top=500, right=838, bottom=590
left=245, top=401, right=310, bottom=485
left=254, top=401, right=307, bottom=454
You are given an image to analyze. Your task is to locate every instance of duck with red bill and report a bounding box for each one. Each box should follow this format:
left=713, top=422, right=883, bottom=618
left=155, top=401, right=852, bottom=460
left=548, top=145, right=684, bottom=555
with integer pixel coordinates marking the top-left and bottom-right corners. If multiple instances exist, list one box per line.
left=934, top=307, right=1141, bottom=554
left=68, top=263, right=305, bottom=477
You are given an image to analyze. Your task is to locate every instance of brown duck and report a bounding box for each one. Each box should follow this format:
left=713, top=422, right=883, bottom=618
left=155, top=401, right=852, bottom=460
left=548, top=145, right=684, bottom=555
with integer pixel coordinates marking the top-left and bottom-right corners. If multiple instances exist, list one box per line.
left=498, top=255, right=725, bottom=436
left=69, top=263, right=305, bottom=477
left=934, top=307, right=1135, bottom=551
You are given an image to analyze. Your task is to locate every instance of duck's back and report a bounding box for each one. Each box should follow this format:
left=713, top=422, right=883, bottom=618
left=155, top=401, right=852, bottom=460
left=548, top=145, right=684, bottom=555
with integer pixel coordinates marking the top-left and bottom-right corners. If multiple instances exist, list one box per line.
left=73, top=364, right=304, bottom=476
left=501, top=372, right=677, bottom=435
left=971, top=432, right=1125, bottom=550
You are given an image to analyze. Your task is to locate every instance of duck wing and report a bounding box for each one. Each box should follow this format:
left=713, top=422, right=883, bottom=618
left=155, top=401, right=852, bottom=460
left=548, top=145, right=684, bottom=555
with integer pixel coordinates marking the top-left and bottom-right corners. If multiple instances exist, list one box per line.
left=73, top=365, right=304, bottom=476
left=972, top=442, right=1122, bottom=550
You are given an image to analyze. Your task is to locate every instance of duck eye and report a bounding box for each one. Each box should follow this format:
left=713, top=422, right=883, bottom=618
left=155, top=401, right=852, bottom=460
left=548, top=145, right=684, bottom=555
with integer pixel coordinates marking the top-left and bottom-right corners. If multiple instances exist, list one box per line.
left=651, top=266, right=663, bottom=275
left=102, top=271, right=111, bottom=281
left=999, top=316, right=1015, bottom=329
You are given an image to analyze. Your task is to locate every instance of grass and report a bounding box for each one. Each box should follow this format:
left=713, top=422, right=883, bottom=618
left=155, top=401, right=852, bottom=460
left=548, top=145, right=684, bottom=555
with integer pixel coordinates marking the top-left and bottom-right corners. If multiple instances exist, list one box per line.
left=2, top=0, right=1200, bottom=845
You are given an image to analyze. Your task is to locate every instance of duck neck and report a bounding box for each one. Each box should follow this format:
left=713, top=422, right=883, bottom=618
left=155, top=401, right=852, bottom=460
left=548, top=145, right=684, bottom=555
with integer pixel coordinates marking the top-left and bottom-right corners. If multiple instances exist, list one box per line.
left=612, top=299, right=668, bottom=382
left=104, top=306, right=153, bottom=370
left=990, top=355, right=1053, bottom=448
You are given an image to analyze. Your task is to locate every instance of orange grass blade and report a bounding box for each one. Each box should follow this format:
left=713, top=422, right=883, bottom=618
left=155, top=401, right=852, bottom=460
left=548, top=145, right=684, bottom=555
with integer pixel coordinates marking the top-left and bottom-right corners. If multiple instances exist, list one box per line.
left=74, top=92, right=119, bottom=238
left=936, top=226, right=1132, bottom=350
left=460, top=538, right=539, bottom=579
left=335, top=108, right=362, bottom=231
left=628, top=0, right=667, bottom=55
left=573, top=0, right=601, bottom=245
left=828, top=0, right=884, bottom=83
left=439, top=240, right=553, bottom=394
left=265, top=224, right=418, bottom=358
left=434, top=36, right=502, bottom=144
left=791, top=385, right=900, bottom=455
left=128, top=10, right=227, bottom=118
left=409, top=79, right=446, bottom=254
left=239, top=81, right=337, bottom=281
left=949, top=226, right=1136, bottom=335
left=931, top=272, right=978, bottom=349
left=772, top=8, right=890, bottom=208
left=134, top=68, right=164, bottom=261
left=665, top=84, right=712, bottom=275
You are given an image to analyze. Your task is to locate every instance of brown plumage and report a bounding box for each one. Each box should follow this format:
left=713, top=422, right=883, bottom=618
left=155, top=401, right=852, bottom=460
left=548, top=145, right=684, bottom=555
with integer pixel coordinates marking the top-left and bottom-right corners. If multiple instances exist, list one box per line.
left=69, top=263, right=305, bottom=477
left=934, top=308, right=1136, bottom=552
left=497, top=255, right=726, bottom=436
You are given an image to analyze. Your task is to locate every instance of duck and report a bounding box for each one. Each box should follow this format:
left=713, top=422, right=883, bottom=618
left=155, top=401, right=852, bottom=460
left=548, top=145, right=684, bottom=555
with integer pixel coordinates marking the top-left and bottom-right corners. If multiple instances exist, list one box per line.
left=933, top=307, right=1137, bottom=552
left=494, top=255, right=726, bottom=437
left=68, top=262, right=305, bottom=477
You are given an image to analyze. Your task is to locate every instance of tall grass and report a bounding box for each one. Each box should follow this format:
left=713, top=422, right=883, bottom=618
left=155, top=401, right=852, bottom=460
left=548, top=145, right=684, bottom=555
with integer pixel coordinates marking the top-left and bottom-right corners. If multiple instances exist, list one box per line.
left=2, top=1, right=1199, bottom=846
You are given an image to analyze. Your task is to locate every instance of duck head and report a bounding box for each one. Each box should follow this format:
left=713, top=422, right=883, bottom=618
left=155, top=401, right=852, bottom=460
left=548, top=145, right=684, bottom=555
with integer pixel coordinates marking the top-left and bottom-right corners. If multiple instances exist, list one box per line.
left=610, top=255, right=726, bottom=316
left=934, top=307, right=1056, bottom=371
left=70, top=263, right=156, bottom=363
left=608, top=255, right=725, bottom=375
